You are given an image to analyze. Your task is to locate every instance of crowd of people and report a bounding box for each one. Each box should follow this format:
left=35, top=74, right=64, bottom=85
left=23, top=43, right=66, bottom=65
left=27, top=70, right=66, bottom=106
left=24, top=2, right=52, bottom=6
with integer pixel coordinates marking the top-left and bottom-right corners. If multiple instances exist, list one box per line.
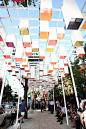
left=9, top=94, right=86, bottom=129
left=47, top=95, right=86, bottom=129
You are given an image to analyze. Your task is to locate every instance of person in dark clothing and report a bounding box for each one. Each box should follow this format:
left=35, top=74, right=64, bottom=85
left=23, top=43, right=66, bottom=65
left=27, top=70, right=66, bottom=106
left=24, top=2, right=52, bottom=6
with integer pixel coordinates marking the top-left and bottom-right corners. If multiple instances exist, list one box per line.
left=40, top=100, right=43, bottom=112
left=20, top=100, right=27, bottom=123
left=10, top=106, right=16, bottom=125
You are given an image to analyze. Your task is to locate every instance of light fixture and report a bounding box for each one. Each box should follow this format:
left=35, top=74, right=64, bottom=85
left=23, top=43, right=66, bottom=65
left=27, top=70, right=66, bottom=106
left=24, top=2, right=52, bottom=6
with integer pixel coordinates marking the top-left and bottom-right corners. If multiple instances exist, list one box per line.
left=49, top=29, right=57, bottom=45
left=32, top=41, right=39, bottom=52
left=15, top=40, right=24, bottom=61
left=23, top=35, right=31, bottom=47
left=19, top=20, right=29, bottom=35
left=57, top=28, right=65, bottom=39
left=76, top=47, right=85, bottom=57
left=40, top=21, right=49, bottom=39
left=59, top=46, right=66, bottom=59
left=5, top=35, right=16, bottom=47
left=71, top=30, right=84, bottom=47
left=62, top=0, right=83, bottom=30
left=0, top=28, right=6, bottom=42
left=40, top=0, right=52, bottom=20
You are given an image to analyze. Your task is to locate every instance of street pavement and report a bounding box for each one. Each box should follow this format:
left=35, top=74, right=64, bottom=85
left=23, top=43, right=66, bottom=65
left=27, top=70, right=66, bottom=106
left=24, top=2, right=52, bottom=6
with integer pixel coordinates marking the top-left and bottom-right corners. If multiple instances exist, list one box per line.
left=20, top=109, right=73, bottom=129
left=0, top=118, right=11, bottom=129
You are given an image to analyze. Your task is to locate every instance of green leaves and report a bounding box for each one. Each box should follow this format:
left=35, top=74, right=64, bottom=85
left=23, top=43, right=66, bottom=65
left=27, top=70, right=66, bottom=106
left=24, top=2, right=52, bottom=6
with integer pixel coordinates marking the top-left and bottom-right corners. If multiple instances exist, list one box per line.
left=0, top=0, right=37, bottom=7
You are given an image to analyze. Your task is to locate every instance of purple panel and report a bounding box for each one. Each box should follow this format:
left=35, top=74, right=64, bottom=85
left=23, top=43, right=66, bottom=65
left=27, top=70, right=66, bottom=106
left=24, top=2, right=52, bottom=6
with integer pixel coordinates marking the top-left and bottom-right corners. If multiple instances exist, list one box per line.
left=47, top=74, right=50, bottom=76
left=6, top=42, right=14, bottom=47
left=20, top=68, right=25, bottom=70
left=84, top=20, right=86, bottom=24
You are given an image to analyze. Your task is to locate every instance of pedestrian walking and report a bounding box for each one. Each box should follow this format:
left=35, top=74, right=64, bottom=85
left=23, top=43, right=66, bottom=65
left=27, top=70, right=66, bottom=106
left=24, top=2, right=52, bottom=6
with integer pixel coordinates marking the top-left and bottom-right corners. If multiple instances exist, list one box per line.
left=50, top=100, right=54, bottom=114
left=20, top=100, right=27, bottom=123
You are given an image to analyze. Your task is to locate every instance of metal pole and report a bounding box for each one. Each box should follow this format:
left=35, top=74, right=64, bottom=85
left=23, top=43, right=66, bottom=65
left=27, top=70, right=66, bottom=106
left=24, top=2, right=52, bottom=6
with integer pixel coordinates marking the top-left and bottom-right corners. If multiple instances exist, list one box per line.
left=61, top=72, right=69, bottom=125
left=16, top=71, right=21, bottom=125
left=67, top=55, right=79, bottom=109
left=0, top=61, right=8, bottom=106
left=53, top=84, right=55, bottom=114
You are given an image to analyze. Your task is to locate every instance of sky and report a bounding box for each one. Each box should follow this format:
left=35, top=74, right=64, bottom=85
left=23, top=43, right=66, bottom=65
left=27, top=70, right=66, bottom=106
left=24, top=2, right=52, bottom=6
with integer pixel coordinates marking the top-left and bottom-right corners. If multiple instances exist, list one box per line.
left=0, top=0, right=86, bottom=97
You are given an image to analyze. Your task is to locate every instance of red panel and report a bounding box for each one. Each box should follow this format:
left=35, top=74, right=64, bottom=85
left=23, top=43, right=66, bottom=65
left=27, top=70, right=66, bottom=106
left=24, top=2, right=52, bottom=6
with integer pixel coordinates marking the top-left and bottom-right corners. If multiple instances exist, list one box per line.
left=12, top=0, right=24, bottom=1
left=64, top=64, right=68, bottom=66
left=8, top=62, right=11, bottom=65
left=25, top=52, right=32, bottom=56
left=3, top=55, right=11, bottom=59
left=8, top=70, right=12, bottom=72
left=59, top=56, right=66, bottom=59
left=49, top=40, right=57, bottom=46
left=25, top=70, right=30, bottom=72
left=65, top=73, right=68, bottom=75
left=15, top=58, right=22, bottom=61
left=0, top=36, right=3, bottom=41
left=39, top=56, right=45, bottom=59
left=23, top=42, right=30, bottom=47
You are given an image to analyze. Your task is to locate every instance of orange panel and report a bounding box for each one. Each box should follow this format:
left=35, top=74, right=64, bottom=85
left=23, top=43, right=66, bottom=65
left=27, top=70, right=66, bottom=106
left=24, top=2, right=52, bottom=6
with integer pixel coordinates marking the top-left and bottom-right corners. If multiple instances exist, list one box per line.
left=25, top=52, right=32, bottom=56
left=0, top=36, right=3, bottom=42
left=40, top=10, right=52, bottom=20
left=15, top=58, right=22, bottom=62
left=39, top=56, right=45, bottom=59
left=49, top=40, right=57, bottom=46
left=51, top=62, right=56, bottom=65
left=59, top=68, right=64, bottom=70
left=40, top=32, right=49, bottom=39
left=78, top=54, right=85, bottom=57
left=23, top=42, right=30, bottom=47
left=57, top=34, right=65, bottom=39
left=54, top=68, right=58, bottom=70
left=11, top=66, right=15, bottom=68
left=48, top=70, right=53, bottom=73
left=22, top=65, right=28, bottom=67
left=43, top=75, right=47, bottom=76
left=59, top=56, right=66, bottom=59
left=81, top=24, right=86, bottom=29
left=40, top=76, right=43, bottom=77
left=3, top=55, right=11, bottom=59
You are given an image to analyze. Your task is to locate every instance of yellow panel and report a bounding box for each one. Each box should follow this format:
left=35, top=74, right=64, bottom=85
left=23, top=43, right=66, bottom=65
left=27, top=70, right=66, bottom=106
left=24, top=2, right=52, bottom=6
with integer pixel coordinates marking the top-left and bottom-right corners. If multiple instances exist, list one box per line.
left=47, top=48, right=53, bottom=52
left=32, top=48, right=39, bottom=52
left=74, top=41, right=84, bottom=47
left=54, top=68, right=58, bottom=70
left=21, top=59, right=26, bottom=62
left=20, top=28, right=29, bottom=35
left=40, top=32, right=49, bottom=39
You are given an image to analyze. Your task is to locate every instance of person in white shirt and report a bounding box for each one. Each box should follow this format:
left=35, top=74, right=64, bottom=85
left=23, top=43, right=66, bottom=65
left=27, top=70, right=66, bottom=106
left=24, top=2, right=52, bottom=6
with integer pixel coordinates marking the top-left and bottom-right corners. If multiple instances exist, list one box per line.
left=78, top=102, right=86, bottom=128
left=57, top=105, right=66, bottom=124
left=50, top=100, right=54, bottom=114
left=55, top=100, right=60, bottom=117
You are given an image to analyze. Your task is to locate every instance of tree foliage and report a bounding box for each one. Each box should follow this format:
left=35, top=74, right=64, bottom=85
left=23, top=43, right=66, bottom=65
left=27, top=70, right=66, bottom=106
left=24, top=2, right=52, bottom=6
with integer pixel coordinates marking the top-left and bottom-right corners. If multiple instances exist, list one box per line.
left=66, top=44, right=86, bottom=95
left=3, top=84, right=13, bottom=101
left=0, top=0, right=38, bottom=7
